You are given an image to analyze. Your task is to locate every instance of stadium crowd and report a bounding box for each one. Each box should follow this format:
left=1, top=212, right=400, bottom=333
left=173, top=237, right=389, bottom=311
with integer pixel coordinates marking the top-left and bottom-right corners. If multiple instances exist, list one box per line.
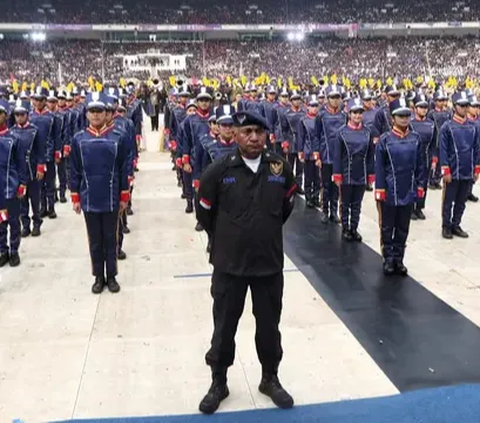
left=6, top=0, right=480, bottom=24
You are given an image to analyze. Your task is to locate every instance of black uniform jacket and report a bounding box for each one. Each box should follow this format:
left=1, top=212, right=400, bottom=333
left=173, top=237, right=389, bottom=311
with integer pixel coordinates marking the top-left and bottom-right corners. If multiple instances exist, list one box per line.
left=197, top=149, right=297, bottom=277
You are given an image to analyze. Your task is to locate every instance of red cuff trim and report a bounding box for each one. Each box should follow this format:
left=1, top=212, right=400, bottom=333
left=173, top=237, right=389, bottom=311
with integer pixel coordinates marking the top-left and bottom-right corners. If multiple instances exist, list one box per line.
left=432, top=156, right=438, bottom=164
left=475, top=165, right=480, bottom=176
left=175, top=158, right=182, bottom=168
left=332, top=174, right=343, bottom=183
left=136, top=135, right=142, bottom=142
left=313, top=152, right=320, bottom=161
left=269, top=134, right=276, bottom=141
left=37, top=164, right=46, bottom=173
left=417, top=187, right=425, bottom=198
left=164, top=129, right=170, bottom=135
left=71, top=192, right=80, bottom=203
left=169, top=140, right=177, bottom=151
left=0, top=209, right=8, bottom=223
left=298, top=152, right=305, bottom=159
left=193, top=179, right=200, bottom=189
left=367, top=174, right=375, bottom=185
left=286, top=183, right=298, bottom=198
left=54, top=151, right=62, bottom=160
left=375, top=189, right=386, bottom=201
left=182, top=155, right=190, bottom=164
left=17, top=185, right=26, bottom=196
left=281, top=142, right=289, bottom=150
left=63, top=145, right=71, bottom=155
left=441, top=166, right=451, bottom=176
left=120, top=191, right=130, bottom=203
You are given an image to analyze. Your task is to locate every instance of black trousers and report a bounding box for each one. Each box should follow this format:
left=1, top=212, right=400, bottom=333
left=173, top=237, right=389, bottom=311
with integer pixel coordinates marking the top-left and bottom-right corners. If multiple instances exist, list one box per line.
left=287, top=153, right=304, bottom=189
left=20, top=179, right=42, bottom=229
left=151, top=115, right=159, bottom=131
left=118, top=210, right=125, bottom=252
left=304, top=160, right=320, bottom=202
left=442, top=179, right=470, bottom=229
left=84, top=211, right=119, bottom=279
left=206, top=270, right=284, bottom=374
left=0, top=198, right=21, bottom=255
left=379, top=202, right=412, bottom=263
left=340, top=184, right=366, bottom=231
left=182, top=171, right=193, bottom=201
left=321, top=164, right=339, bottom=216
left=40, top=162, right=56, bottom=212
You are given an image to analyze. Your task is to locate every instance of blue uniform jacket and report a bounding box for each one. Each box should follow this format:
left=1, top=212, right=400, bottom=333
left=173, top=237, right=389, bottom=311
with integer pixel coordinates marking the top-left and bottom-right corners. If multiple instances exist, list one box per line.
left=0, top=128, right=28, bottom=210
left=279, top=107, right=306, bottom=153
left=427, top=108, right=451, bottom=157
left=30, top=108, right=61, bottom=162
left=69, top=125, right=130, bottom=213
left=113, top=115, right=136, bottom=178
left=363, top=108, right=378, bottom=137
left=315, top=107, right=347, bottom=164
left=181, top=110, right=211, bottom=166
left=57, top=107, right=73, bottom=154
left=375, top=128, right=425, bottom=206
left=440, top=116, right=480, bottom=181
left=127, top=98, right=143, bottom=138
left=410, top=117, right=436, bottom=185
left=297, top=114, right=320, bottom=159
left=9, top=122, right=44, bottom=181
left=373, top=105, right=394, bottom=137
left=73, top=103, right=87, bottom=133
left=333, top=124, right=375, bottom=185
left=171, top=104, right=187, bottom=143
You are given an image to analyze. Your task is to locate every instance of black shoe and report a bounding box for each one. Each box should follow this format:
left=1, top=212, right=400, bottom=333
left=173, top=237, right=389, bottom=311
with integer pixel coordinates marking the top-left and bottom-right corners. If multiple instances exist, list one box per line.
left=313, top=198, right=321, bottom=207
left=350, top=229, right=363, bottom=242
left=60, top=196, right=67, bottom=204
left=296, top=187, right=305, bottom=195
left=123, top=225, right=130, bottom=234
left=195, top=222, right=204, bottom=232
left=467, top=194, right=479, bottom=202
left=329, top=214, right=340, bottom=224
left=31, top=227, right=41, bottom=237
left=306, top=200, right=315, bottom=208
left=9, top=252, right=20, bottom=267
left=134, top=167, right=139, bottom=172
left=21, top=228, right=31, bottom=238
left=199, top=379, right=229, bottom=414
left=396, top=261, right=408, bottom=276
left=342, top=229, right=353, bottom=242
left=48, top=209, right=57, bottom=219
left=442, top=227, right=453, bottom=239
left=452, top=226, right=469, bottom=238
left=181, top=193, right=187, bottom=199
left=177, top=181, right=182, bottom=188
left=321, top=213, right=329, bottom=224
left=0, top=252, right=9, bottom=267
left=40, top=209, right=48, bottom=218
left=416, top=209, right=426, bottom=220
left=366, top=184, right=373, bottom=192
left=411, top=211, right=418, bottom=220
left=118, top=250, right=127, bottom=260
left=127, top=207, right=134, bottom=216
left=185, top=201, right=194, bottom=214
left=258, top=374, right=294, bottom=409
left=107, top=277, right=121, bottom=293
left=172, top=165, right=177, bottom=171
left=383, top=260, right=396, bottom=276
left=91, top=276, right=105, bottom=294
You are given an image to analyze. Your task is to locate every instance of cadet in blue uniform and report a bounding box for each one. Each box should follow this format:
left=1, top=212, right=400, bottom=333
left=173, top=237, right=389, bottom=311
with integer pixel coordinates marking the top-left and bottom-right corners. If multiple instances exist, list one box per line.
left=297, top=95, right=321, bottom=208
left=373, top=85, right=401, bottom=137
left=0, top=102, right=27, bottom=267
left=10, top=100, right=44, bottom=238
left=56, top=90, right=73, bottom=203
left=315, top=84, right=347, bottom=223
left=196, top=110, right=296, bottom=415
left=410, top=93, right=436, bottom=220
left=333, top=98, right=375, bottom=242
left=440, top=91, right=480, bottom=239
left=260, top=85, right=279, bottom=149
left=375, top=98, right=426, bottom=276
left=69, top=93, right=131, bottom=294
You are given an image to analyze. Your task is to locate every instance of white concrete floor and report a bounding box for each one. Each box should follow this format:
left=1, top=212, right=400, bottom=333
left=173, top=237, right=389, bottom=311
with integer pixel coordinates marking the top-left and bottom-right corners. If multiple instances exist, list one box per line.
left=1, top=124, right=480, bottom=423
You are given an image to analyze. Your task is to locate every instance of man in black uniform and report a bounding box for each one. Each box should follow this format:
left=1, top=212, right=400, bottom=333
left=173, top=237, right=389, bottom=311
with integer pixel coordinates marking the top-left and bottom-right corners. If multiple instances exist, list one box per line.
left=196, top=110, right=297, bottom=414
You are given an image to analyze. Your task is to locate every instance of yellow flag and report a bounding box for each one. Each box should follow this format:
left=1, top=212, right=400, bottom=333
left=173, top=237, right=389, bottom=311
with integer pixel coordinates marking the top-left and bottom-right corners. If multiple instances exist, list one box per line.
left=169, top=75, right=176, bottom=87
left=41, top=80, right=50, bottom=89
left=311, top=76, right=319, bottom=87
left=30, top=82, right=35, bottom=92
left=240, top=75, right=247, bottom=88
left=12, top=80, right=19, bottom=94
left=367, top=78, right=375, bottom=88
left=21, top=82, right=28, bottom=92
left=386, top=76, right=393, bottom=86
left=359, top=78, right=367, bottom=89
left=226, top=75, right=232, bottom=86
left=95, top=81, right=103, bottom=92
left=330, top=74, right=338, bottom=85
left=277, top=77, right=283, bottom=88
left=119, top=78, right=126, bottom=88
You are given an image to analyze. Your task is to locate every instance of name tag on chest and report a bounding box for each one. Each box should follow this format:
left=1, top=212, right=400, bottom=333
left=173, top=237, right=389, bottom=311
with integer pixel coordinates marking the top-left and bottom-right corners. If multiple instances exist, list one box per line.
left=222, top=177, right=236, bottom=184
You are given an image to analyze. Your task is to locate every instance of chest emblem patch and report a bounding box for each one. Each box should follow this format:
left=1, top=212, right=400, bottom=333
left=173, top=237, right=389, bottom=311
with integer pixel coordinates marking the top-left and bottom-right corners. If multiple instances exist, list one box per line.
left=270, top=161, right=283, bottom=176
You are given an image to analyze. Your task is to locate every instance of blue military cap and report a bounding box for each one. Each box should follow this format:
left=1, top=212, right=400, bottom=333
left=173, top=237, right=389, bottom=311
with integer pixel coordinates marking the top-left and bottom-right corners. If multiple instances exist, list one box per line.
left=178, top=86, right=191, bottom=97
left=186, top=99, right=197, bottom=110
left=266, top=85, right=277, bottom=95
left=19, top=90, right=29, bottom=100
left=385, top=85, right=400, bottom=96
left=170, top=87, right=179, bottom=96
left=85, top=92, right=109, bottom=111
left=360, top=89, right=373, bottom=100
left=13, top=98, right=29, bottom=114
left=325, top=84, right=342, bottom=98
left=347, top=97, right=364, bottom=113
left=232, top=110, right=270, bottom=131
left=278, top=87, right=289, bottom=97
left=413, top=93, right=429, bottom=107
left=406, top=90, right=416, bottom=102
left=342, top=91, right=351, bottom=101
left=208, top=109, right=217, bottom=123
left=197, top=86, right=213, bottom=100
left=0, top=99, right=9, bottom=113
left=469, top=95, right=480, bottom=107
left=33, top=86, right=49, bottom=100
left=47, top=90, right=58, bottom=102
left=8, top=94, right=16, bottom=105
left=452, top=91, right=470, bottom=106
left=290, top=89, right=301, bottom=100
left=57, top=90, right=67, bottom=100
left=117, top=104, right=127, bottom=113
left=216, top=104, right=234, bottom=124
left=433, top=89, right=448, bottom=101
left=389, top=97, right=411, bottom=116
left=105, top=86, right=119, bottom=100
left=306, top=95, right=319, bottom=106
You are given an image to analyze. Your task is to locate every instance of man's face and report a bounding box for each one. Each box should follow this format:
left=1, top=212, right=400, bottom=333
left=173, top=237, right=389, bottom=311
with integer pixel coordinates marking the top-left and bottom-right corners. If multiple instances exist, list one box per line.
left=186, top=106, right=197, bottom=115
left=328, top=95, right=341, bottom=109
left=308, top=105, right=319, bottom=116
left=393, top=114, right=410, bottom=128
left=58, top=99, right=66, bottom=108
left=235, top=125, right=266, bottom=159
left=197, top=98, right=210, bottom=111
left=179, top=95, right=188, bottom=105
left=210, top=121, right=219, bottom=135
left=66, top=99, right=73, bottom=108
left=279, top=95, right=288, bottom=105
left=47, top=100, right=57, bottom=111
left=87, top=109, right=107, bottom=127
left=455, top=104, right=468, bottom=118
left=292, top=99, right=301, bottom=108
left=363, top=99, right=373, bottom=110
left=416, top=105, right=428, bottom=118
left=33, top=98, right=46, bottom=110
left=468, top=105, right=479, bottom=118
left=350, top=110, right=364, bottom=125
left=267, top=93, right=276, bottom=102
left=219, top=123, right=234, bottom=140
left=0, top=112, right=7, bottom=125
left=14, top=112, right=28, bottom=125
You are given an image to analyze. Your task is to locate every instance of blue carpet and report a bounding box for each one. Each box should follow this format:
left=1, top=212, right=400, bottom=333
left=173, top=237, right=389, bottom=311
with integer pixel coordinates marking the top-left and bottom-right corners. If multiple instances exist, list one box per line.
left=52, top=384, right=480, bottom=423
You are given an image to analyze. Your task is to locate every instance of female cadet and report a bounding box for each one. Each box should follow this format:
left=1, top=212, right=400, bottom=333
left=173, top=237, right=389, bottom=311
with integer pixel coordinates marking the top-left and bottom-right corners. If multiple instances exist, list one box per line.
left=375, top=97, right=426, bottom=276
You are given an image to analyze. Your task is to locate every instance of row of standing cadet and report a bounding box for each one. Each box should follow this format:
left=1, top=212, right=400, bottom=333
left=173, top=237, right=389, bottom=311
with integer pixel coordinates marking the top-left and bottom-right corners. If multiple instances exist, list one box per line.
left=162, top=83, right=480, bottom=276
left=0, top=85, right=144, bottom=295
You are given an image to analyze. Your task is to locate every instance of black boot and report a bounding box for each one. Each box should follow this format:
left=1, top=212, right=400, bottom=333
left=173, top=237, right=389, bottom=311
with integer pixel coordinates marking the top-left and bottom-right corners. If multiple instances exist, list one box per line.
left=123, top=225, right=130, bottom=234
left=185, top=199, right=193, bottom=214
left=467, top=194, right=479, bottom=202
left=321, top=212, right=329, bottom=224
left=452, top=226, right=469, bottom=238
left=258, top=373, right=294, bottom=409
left=180, top=193, right=186, bottom=199
left=342, top=229, right=353, bottom=242
left=107, top=277, right=121, bottom=293
left=195, top=222, right=204, bottom=232
left=32, top=226, right=41, bottom=237
left=199, top=368, right=229, bottom=414
left=396, top=261, right=408, bottom=276
left=296, top=187, right=305, bottom=195
left=60, top=193, right=67, bottom=203
left=48, top=208, right=57, bottom=219
left=40, top=209, right=48, bottom=218
left=91, top=276, right=105, bottom=294
left=9, top=252, right=20, bottom=267
left=416, top=209, right=426, bottom=220
left=127, top=206, right=134, bottom=216
left=411, top=210, right=418, bottom=220
left=118, top=250, right=127, bottom=260
left=350, top=229, right=363, bottom=242
left=0, top=252, right=9, bottom=267
left=383, top=259, right=395, bottom=276
left=329, top=214, right=340, bottom=224
left=21, top=227, right=31, bottom=238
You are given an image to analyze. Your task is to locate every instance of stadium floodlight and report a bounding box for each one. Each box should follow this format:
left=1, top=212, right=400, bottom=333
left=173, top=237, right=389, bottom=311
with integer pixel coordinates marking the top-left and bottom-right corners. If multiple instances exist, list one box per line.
left=295, top=32, right=305, bottom=41
left=31, top=32, right=46, bottom=42
left=287, top=32, right=295, bottom=41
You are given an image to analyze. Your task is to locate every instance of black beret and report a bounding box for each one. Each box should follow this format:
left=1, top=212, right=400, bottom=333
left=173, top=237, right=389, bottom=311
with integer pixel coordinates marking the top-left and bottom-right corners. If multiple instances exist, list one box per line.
left=232, top=111, right=270, bottom=131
